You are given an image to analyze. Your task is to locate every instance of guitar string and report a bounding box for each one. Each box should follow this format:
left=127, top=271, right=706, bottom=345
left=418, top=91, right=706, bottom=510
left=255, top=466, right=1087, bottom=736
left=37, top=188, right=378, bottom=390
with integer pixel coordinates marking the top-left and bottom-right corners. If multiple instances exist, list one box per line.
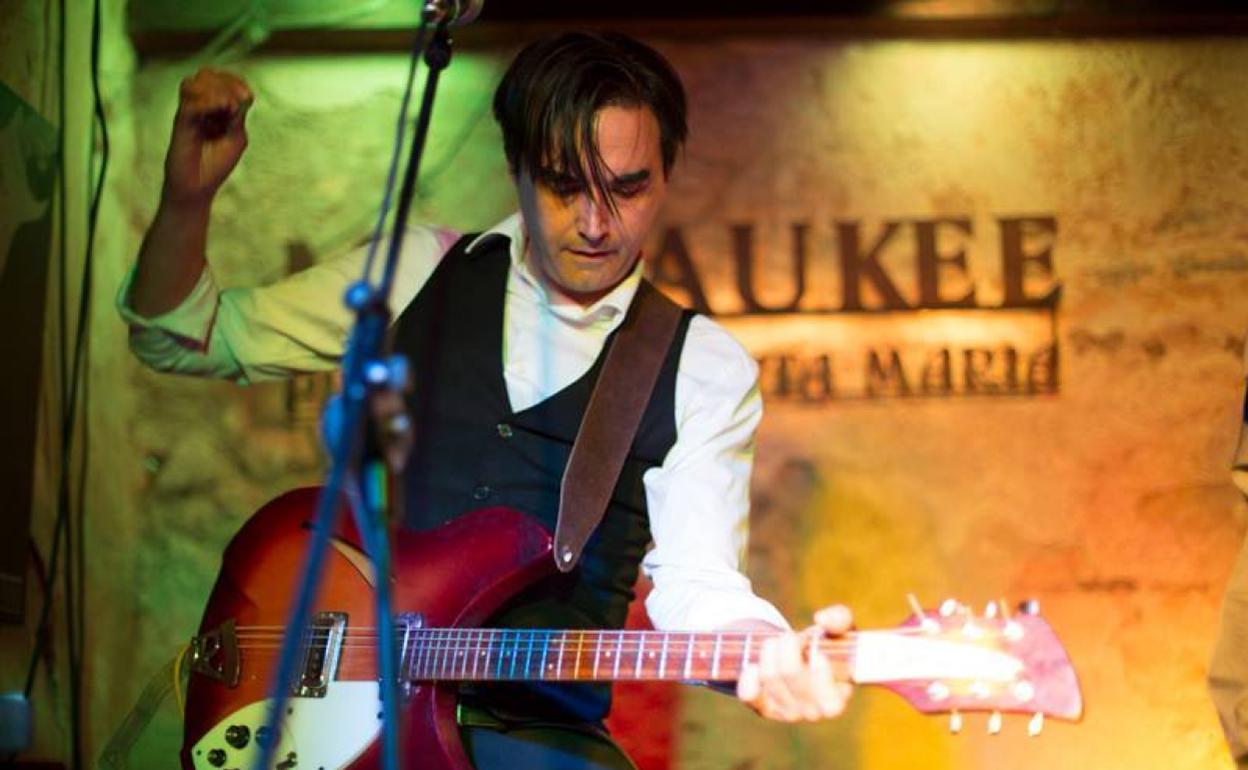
left=225, top=631, right=932, bottom=645
left=228, top=627, right=940, bottom=637
left=222, top=642, right=867, bottom=652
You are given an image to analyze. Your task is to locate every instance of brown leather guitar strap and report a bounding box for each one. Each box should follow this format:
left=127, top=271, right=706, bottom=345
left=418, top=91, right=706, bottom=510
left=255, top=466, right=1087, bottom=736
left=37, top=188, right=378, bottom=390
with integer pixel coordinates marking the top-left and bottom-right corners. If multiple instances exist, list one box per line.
left=553, top=281, right=685, bottom=572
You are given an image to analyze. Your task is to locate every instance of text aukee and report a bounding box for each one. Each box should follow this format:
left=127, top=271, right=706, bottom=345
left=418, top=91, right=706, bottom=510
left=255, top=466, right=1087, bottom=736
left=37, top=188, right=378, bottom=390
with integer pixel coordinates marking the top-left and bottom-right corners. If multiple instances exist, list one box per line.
left=648, top=215, right=1061, bottom=316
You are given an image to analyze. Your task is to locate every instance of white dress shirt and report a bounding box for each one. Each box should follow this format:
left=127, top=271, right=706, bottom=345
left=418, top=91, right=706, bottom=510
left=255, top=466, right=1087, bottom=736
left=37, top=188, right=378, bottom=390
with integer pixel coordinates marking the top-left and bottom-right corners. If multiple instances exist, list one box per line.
left=118, top=213, right=789, bottom=632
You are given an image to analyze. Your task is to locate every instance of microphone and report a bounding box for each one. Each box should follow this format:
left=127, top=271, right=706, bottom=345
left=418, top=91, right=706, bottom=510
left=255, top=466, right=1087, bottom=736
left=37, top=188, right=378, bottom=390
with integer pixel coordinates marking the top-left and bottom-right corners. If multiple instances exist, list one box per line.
left=424, top=0, right=483, bottom=26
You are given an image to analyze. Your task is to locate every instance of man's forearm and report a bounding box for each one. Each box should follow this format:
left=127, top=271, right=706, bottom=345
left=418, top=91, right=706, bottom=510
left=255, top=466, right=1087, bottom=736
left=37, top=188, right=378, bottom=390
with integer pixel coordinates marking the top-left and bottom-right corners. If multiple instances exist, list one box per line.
left=129, top=198, right=211, bottom=318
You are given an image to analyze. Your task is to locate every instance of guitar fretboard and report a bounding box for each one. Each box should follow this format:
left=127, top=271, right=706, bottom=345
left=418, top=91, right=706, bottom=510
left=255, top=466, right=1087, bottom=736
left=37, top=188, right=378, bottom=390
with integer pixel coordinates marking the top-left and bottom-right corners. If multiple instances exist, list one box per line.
left=403, top=629, right=810, bottom=683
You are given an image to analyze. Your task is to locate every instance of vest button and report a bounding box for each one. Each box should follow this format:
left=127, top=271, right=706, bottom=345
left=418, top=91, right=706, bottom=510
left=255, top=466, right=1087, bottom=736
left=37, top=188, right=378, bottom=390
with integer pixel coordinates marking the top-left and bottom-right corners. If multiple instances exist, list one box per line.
left=496, top=422, right=513, bottom=439
left=472, top=485, right=491, bottom=501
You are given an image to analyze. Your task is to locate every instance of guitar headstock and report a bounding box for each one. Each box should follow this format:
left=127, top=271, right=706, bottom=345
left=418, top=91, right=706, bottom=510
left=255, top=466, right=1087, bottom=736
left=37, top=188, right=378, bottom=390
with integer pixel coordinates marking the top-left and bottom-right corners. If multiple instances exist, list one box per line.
left=858, top=598, right=1082, bottom=735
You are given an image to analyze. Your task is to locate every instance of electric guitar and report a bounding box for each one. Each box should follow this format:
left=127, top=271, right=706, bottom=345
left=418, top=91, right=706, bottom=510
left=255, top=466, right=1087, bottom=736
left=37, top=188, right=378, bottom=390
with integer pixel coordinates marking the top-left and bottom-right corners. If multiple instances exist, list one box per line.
left=182, top=487, right=1082, bottom=770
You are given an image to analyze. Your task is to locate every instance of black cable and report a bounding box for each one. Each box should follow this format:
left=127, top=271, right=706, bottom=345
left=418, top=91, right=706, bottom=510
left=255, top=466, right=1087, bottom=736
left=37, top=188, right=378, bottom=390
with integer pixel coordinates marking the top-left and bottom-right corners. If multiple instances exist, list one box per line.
left=360, top=21, right=431, bottom=281
left=22, top=0, right=70, bottom=704
left=18, top=1, right=106, bottom=766
left=65, top=0, right=108, bottom=765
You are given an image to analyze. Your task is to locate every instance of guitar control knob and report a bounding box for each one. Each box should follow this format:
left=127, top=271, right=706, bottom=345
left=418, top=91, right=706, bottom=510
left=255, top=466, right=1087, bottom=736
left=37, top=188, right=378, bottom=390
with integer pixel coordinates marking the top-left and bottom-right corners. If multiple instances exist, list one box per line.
left=206, top=748, right=227, bottom=767
left=225, top=725, right=250, bottom=749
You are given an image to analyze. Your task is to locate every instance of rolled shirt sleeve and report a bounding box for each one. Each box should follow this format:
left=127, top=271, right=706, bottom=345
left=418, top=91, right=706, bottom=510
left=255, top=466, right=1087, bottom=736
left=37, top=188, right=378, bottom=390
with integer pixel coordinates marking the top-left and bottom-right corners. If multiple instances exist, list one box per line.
left=641, top=315, right=790, bottom=632
left=116, top=225, right=457, bottom=383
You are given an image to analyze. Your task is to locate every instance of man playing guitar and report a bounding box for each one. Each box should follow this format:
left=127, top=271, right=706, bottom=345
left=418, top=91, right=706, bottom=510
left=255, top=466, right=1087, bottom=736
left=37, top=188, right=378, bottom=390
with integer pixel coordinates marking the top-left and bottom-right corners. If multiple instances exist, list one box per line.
left=120, top=32, right=855, bottom=769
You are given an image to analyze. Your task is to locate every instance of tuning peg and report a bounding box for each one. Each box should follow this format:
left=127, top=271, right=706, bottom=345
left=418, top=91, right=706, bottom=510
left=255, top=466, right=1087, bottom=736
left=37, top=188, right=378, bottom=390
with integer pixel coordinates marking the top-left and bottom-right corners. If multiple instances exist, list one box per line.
left=997, top=599, right=1025, bottom=639
left=984, top=601, right=999, bottom=619
left=987, top=710, right=1002, bottom=735
left=1028, top=712, right=1044, bottom=736
left=1018, top=599, right=1040, bottom=616
left=939, top=598, right=958, bottom=618
left=926, top=681, right=951, bottom=702
left=948, top=709, right=963, bottom=735
left=908, top=593, right=939, bottom=633
left=1012, top=680, right=1036, bottom=702
left=1003, top=621, right=1024, bottom=641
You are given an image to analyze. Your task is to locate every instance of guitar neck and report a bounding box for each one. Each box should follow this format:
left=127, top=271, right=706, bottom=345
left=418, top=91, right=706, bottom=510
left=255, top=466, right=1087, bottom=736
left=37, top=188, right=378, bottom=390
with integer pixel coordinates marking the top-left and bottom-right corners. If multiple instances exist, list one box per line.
left=227, top=607, right=1081, bottom=721
left=404, top=628, right=837, bottom=683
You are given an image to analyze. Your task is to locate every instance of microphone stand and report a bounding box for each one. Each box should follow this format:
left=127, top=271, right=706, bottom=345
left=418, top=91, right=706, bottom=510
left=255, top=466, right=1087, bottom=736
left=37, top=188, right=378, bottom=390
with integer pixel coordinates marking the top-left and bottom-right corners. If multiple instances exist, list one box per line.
left=251, top=11, right=457, bottom=770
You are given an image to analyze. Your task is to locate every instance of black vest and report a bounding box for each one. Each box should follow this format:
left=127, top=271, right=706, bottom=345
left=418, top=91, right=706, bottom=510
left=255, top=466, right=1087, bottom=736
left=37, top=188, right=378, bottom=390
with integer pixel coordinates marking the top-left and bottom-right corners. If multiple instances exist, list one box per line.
left=391, top=233, right=693, bottom=720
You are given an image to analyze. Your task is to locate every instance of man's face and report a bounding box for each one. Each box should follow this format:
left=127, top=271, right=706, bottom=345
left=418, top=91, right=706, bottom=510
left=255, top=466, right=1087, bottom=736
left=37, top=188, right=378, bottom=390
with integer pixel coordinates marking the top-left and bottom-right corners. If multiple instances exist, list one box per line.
left=516, top=104, right=669, bottom=307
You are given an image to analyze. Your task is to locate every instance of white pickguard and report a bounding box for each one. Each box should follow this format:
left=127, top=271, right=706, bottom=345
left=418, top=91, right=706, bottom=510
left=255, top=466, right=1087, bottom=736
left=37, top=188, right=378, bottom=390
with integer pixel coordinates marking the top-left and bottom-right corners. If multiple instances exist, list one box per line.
left=189, top=682, right=381, bottom=770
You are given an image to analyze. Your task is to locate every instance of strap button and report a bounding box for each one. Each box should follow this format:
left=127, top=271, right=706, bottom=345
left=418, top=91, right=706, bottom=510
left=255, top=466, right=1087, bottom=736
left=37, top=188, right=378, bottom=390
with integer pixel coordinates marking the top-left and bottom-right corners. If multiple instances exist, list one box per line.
left=496, top=423, right=513, bottom=439
left=472, top=485, right=491, bottom=501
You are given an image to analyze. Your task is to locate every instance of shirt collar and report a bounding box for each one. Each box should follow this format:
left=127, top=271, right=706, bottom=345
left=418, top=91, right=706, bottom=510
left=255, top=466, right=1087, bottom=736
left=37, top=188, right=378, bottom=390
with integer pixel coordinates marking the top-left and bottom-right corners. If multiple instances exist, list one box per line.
left=467, top=212, right=641, bottom=325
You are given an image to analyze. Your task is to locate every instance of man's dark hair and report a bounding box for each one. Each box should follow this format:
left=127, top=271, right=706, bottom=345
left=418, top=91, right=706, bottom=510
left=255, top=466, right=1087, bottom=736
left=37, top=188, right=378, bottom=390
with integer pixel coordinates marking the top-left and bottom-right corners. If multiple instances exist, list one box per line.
left=492, top=32, right=687, bottom=205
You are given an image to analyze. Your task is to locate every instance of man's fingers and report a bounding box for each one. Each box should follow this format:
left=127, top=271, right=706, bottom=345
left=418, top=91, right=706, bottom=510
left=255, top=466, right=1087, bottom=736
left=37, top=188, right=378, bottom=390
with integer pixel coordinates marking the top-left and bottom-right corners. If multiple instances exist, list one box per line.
left=738, top=624, right=856, bottom=724
left=228, top=77, right=254, bottom=106
left=177, top=69, right=254, bottom=131
left=814, top=604, right=853, bottom=635
left=737, top=663, right=760, bottom=702
left=769, top=635, right=816, bottom=721
left=809, top=647, right=849, bottom=719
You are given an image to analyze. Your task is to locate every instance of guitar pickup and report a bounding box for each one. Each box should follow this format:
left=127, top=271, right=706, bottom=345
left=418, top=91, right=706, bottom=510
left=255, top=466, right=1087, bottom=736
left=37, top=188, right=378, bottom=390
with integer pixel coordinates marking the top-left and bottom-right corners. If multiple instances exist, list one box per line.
left=292, top=612, right=348, bottom=698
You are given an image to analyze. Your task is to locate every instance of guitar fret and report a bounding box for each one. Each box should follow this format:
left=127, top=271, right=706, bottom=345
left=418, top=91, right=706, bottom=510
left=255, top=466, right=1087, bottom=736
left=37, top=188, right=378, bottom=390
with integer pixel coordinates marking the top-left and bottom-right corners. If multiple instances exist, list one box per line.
left=509, top=630, right=520, bottom=679
left=425, top=630, right=437, bottom=679
left=410, top=631, right=425, bottom=680
left=540, top=631, right=551, bottom=679
left=427, top=629, right=439, bottom=679
left=496, top=630, right=508, bottom=679
left=613, top=632, right=624, bottom=679
left=459, top=630, right=469, bottom=678
left=742, top=634, right=753, bottom=674
left=471, top=630, right=481, bottom=679
left=635, top=635, right=645, bottom=678
left=659, top=633, right=669, bottom=679
left=573, top=632, right=585, bottom=680
left=593, top=633, right=603, bottom=679
left=556, top=633, right=567, bottom=679
left=712, top=633, right=723, bottom=680
left=683, top=632, right=694, bottom=680
left=441, top=626, right=456, bottom=673
left=525, top=630, right=535, bottom=678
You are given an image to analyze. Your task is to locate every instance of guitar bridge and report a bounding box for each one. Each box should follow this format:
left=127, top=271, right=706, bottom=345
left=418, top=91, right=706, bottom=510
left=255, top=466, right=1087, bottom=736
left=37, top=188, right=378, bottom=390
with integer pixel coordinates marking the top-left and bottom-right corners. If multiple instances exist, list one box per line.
left=292, top=611, right=348, bottom=698
left=189, top=620, right=241, bottom=688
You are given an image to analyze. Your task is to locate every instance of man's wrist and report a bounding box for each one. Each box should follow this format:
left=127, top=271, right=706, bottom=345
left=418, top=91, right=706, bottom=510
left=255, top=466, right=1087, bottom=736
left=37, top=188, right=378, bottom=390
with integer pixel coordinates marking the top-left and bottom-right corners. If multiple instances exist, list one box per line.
left=156, top=189, right=214, bottom=220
